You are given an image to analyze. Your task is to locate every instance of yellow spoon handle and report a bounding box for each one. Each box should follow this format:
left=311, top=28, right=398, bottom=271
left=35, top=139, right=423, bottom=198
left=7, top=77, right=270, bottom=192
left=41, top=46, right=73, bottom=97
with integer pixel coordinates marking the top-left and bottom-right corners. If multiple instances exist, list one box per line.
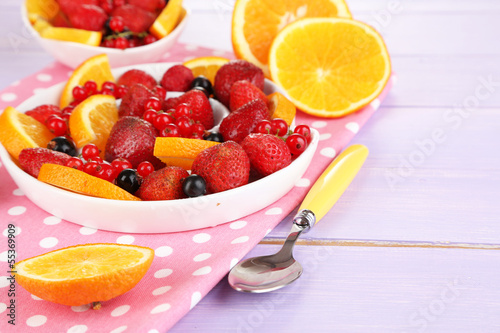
left=299, top=144, right=369, bottom=225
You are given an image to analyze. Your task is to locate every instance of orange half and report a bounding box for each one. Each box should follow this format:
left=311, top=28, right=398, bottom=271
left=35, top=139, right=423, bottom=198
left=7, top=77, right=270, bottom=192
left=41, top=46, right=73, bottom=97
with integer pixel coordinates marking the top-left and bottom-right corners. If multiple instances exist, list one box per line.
left=154, top=137, right=220, bottom=170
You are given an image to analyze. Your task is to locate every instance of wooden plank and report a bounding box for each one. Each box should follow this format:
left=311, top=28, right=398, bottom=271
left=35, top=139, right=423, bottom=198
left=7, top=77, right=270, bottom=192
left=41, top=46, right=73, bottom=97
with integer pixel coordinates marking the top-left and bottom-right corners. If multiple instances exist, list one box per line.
left=172, top=244, right=500, bottom=332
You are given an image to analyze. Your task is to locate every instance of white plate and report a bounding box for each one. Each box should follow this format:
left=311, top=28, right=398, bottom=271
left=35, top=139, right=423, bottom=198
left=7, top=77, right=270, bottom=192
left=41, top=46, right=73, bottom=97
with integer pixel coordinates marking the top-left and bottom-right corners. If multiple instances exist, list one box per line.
left=0, top=63, right=318, bottom=233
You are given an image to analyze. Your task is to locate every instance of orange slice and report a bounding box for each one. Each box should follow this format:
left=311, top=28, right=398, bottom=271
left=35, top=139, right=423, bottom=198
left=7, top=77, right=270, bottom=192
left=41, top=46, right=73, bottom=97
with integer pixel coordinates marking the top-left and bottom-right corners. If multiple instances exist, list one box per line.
left=41, top=27, right=102, bottom=46
left=232, top=0, right=351, bottom=76
left=269, top=18, right=391, bottom=118
left=268, top=92, right=296, bottom=125
left=149, top=0, right=184, bottom=39
left=154, top=137, right=220, bottom=170
left=14, top=243, right=152, bottom=306
left=0, top=106, right=54, bottom=160
left=38, top=164, right=141, bottom=201
left=69, top=94, right=118, bottom=155
left=60, top=54, right=115, bottom=108
left=183, top=56, right=230, bottom=84
left=25, top=0, right=60, bottom=22
left=32, top=18, right=52, bottom=33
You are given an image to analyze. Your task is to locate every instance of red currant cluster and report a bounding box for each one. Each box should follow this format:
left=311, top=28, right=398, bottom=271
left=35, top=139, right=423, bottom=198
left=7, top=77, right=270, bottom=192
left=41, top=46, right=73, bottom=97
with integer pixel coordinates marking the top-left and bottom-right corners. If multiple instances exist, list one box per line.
left=65, top=143, right=154, bottom=184
left=254, top=119, right=312, bottom=157
left=72, top=80, right=129, bottom=103
left=142, top=99, right=206, bottom=139
left=100, top=17, right=159, bottom=50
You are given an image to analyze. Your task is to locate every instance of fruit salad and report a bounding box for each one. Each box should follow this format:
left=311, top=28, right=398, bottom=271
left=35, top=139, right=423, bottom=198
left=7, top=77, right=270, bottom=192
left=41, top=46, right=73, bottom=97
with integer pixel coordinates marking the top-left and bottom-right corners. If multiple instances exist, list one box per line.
left=26, top=0, right=184, bottom=49
left=0, top=55, right=314, bottom=202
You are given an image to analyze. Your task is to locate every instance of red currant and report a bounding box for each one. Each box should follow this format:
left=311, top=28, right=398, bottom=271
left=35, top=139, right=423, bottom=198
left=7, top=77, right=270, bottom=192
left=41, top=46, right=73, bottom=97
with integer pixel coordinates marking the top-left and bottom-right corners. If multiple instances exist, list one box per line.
left=115, top=85, right=129, bottom=99
left=69, top=100, right=81, bottom=108
left=84, top=80, right=98, bottom=96
left=254, top=120, right=272, bottom=134
left=60, top=113, right=70, bottom=123
left=174, top=103, right=191, bottom=118
left=144, top=97, right=162, bottom=112
left=115, top=37, right=128, bottom=50
left=102, top=81, right=117, bottom=92
left=88, top=156, right=103, bottom=164
left=111, top=158, right=133, bottom=174
left=154, top=113, right=174, bottom=131
left=82, top=143, right=100, bottom=160
left=143, top=34, right=158, bottom=45
left=191, top=123, right=205, bottom=137
left=102, top=39, right=116, bottom=48
left=82, top=160, right=99, bottom=176
left=161, top=124, right=181, bottom=137
left=100, top=88, right=115, bottom=96
left=143, top=109, right=158, bottom=124
left=176, top=116, right=193, bottom=137
left=270, top=118, right=289, bottom=136
left=95, top=163, right=116, bottom=182
left=61, top=106, right=74, bottom=115
left=109, top=16, right=124, bottom=32
left=137, top=161, right=154, bottom=178
left=286, top=133, right=308, bottom=156
left=46, top=115, right=67, bottom=136
left=100, top=0, right=114, bottom=14
left=66, top=157, right=84, bottom=170
left=72, top=86, right=87, bottom=101
left=293, top=125, right=312, bottom=144
left=153, top=86, right=167, bottom=101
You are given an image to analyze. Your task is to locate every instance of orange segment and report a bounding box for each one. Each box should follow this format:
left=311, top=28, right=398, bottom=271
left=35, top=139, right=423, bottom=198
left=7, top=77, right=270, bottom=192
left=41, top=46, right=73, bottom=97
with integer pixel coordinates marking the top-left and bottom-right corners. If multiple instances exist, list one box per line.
left=268, top=92, right=296, bottom=125
left=149, top=0, right=184, bottom=39
left=41, top=27, right=102, bottom=46
left=14, top=243, right=152, bottom=306
left=60, top=54, right=115, bottom=108
left=25, top=0, right=60, bottom=22
left=154, top=137, right=220, bottom=170
left=38, top=164, right=141, bottom=201
left=232, top=0, right=351, bottom=76
left=69, top=94, right=118, bottom=155
left=0, top=106, right=54, bottom=160
left=269, top=18, right=391, bottom=118
left=183, top=56, right=230, bottom=84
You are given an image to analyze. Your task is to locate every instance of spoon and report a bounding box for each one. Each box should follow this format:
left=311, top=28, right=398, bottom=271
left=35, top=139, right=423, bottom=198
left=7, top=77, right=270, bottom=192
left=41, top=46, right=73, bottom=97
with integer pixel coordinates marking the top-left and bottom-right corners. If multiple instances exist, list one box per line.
left=228, top=144, right=369, bottom=293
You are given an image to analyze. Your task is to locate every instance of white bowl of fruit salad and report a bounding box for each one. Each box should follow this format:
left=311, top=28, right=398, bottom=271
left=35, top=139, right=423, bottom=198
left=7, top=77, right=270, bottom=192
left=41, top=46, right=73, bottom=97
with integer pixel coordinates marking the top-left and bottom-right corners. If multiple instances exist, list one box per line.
left=22, top=0, right=189, bottom=68
left=0, top=59, right=318, bottom=233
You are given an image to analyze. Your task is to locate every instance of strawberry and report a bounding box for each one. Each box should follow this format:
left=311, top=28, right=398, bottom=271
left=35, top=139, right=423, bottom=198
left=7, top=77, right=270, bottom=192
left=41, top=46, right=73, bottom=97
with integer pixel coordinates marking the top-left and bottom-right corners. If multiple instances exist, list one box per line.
left=160, top=65, right=195, bottom=92
left=112, top=4, right=156, bottom=33
left=57, top=0, right=99, bottom=14
left=219, top=99, right=270, bottom=143
left=25, top=105, right=61, bottom=124
left=105, top=116, right=164, bottom=169
left=229, top=80, right=267, bottom=112
left=119, top=84, right=158, bottom=118
left=191, top=141, right=250, bottom=193
left=67, top=4, right=108, bottom=32
left=127, top=0, right=160, bottom=13
left=137, top=166, right=189, bottom=201
left=214, top=60, right=265, bottom=107
left=162, top=90, right=214, bottom=129
left=241, top=133, right=291, bottom=177
left=117, top=69, right=157, bottom=90
left=19, top=148, right=71, bottom=178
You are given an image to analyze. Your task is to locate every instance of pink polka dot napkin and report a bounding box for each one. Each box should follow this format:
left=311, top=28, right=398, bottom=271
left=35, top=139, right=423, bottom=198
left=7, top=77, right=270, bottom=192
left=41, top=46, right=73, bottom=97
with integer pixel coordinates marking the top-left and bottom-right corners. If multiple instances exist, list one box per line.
left=0, top=43, right=393, bottom=332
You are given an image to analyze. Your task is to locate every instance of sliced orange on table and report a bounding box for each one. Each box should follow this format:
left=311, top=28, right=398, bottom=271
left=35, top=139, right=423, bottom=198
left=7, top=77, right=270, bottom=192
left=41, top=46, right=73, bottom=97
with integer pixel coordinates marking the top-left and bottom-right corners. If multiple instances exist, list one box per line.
left=0, top=106, right=54, bottom=160
left=41, top=27, right=102, bottom=46
left=14, top=243, right=152, bottom=306
left=267, top=92, right=296, bottom=125
left=38, top=164, right=141, bottom=201
left=25, top=0, right=60, bottom=23
left=150, top=0, right=184, bottom=39
left=60, top=54, right=115, bottom=108
left=69, top=94, right=118, bottom=155
left=269, top=18, right=391, bottom=118
left=154, top=137, right=220, bottom=170
left=183, top=56, right=230, bottom=84
left=232, top=0, right=351, bottom=76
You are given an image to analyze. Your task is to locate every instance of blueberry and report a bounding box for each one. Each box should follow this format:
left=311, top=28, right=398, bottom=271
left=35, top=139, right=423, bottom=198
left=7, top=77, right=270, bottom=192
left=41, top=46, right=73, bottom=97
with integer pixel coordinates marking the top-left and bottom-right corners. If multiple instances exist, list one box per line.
left=203, top=132, right=224, bottom=143
left=116, top=169, right=141, bottom=194
left=47, top=137, right=77, bottom=156
left=182, top=174, right=206, bottom=197
left=191, top=76, right=213, bottom=97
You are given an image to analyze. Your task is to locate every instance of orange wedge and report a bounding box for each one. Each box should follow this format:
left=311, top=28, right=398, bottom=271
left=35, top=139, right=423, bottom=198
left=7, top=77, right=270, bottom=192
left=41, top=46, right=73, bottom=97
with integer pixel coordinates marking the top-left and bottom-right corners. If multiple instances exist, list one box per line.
left=232, top=0, right=351, bottom=76
left=14, top=243, right=152, bottom=306
left=60, top=54, right=115, bottom=108
left=32, top=18, right=52, bottom=33
left=0, top=106, right=54, bottom=160
left=154, top=137, right=220, bottom=170
left=38, top=164, right=141, bottom=201
left=268, top=92, right=296, bottom=125
left=41, top=27, right=102, bottom=46
left=269, top=18, right=391, bottom=118
left=69, top=94, right=118, bottom=155
left=149, top=0, right=184, bottom=39
left=183, top=56, right=230, bottom=84
left=25, top=0, right=60, bottom=22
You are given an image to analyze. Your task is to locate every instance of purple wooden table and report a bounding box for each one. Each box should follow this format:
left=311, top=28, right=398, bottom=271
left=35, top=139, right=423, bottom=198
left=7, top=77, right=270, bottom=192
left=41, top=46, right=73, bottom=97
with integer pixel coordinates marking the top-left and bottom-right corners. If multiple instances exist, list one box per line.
left=1, top=0, right=500, bottom=331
